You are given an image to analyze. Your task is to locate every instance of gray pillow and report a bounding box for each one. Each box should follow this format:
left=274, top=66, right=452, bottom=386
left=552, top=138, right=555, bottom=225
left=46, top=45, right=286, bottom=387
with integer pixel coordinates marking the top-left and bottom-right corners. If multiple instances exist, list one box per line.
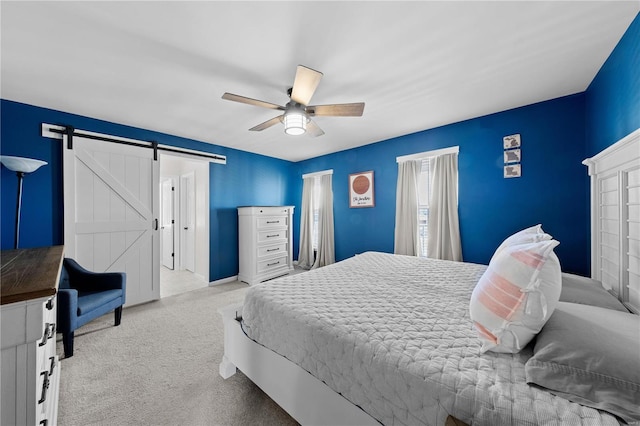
left=525, top=302, right=640, bottom=423
left=560, top=273, right=628, bottom=312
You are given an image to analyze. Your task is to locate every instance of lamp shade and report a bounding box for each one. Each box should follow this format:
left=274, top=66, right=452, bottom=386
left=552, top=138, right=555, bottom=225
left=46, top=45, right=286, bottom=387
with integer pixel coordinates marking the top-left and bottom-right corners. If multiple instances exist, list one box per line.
left=0, top=156, right=48, bottom=173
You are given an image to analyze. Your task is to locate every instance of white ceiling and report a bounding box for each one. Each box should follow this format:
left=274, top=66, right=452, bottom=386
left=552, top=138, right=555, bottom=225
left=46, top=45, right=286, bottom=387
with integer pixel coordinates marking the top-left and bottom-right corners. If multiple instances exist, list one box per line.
left=1, top=1, right=638, bottom=162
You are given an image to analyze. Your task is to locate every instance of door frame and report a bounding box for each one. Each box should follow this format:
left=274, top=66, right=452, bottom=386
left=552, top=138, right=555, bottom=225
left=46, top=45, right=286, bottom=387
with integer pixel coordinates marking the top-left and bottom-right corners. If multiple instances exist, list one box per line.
left=160, top=176, right=176, bottom=270
left=159, top=153, right=210, bottom=283
left=180, top=171, right=196, bottom=272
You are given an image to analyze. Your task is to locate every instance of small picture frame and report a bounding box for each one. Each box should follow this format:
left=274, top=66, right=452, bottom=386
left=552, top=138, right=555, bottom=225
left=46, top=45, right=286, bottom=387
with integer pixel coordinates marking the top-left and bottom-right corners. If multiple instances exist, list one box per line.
left=503, top=134, right=521, bottom=149
left=504, top=164, right=521, bottom=178
left=349, top=171, right=375, bottom=208
left=504, top=149, right=521, bottom=164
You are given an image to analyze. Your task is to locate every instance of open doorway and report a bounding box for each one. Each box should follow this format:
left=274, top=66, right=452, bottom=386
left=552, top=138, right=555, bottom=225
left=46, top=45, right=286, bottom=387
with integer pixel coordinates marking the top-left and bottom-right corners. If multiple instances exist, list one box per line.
left=159, top=154, right=209, bottom=298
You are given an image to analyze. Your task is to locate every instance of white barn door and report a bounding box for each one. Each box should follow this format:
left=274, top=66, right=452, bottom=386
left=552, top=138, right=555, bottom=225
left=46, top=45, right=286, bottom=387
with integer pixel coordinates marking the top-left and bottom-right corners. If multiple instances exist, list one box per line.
left=63, top=135, right=160, bottom=306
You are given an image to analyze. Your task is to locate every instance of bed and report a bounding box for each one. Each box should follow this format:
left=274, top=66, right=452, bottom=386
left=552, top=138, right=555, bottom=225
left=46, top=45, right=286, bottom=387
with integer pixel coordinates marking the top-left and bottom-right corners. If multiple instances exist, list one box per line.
left=219, top=251, right=634, bottom=425
left=220, top=131, right=640, bottom=425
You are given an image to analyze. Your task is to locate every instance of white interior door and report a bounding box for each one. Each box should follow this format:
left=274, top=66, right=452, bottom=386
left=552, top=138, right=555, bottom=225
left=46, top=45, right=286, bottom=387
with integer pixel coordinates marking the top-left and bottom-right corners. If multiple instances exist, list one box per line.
left=180, top=172, right=195, bottom=272
left=63, top=135, right=160, bottom=306
left=161, top=178, right=175, bottom=270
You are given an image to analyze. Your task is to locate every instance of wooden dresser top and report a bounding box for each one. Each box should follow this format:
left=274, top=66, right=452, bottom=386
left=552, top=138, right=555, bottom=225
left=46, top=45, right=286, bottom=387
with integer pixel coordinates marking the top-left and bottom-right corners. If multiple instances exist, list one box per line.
left=1, top=246, right=63, bottom=305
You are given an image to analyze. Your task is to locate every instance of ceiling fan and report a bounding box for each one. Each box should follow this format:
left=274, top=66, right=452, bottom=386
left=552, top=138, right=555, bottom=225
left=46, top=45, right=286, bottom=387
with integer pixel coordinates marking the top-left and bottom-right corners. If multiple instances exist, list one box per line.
left=222, top=65, right=365, bottom=137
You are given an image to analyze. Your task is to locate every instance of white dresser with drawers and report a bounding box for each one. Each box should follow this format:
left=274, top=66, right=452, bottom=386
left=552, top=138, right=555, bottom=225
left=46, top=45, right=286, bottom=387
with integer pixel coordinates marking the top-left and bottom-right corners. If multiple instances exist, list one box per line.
left=1, top=246, right=63, bottom=426
left=238, top=206, right=294, bottom=285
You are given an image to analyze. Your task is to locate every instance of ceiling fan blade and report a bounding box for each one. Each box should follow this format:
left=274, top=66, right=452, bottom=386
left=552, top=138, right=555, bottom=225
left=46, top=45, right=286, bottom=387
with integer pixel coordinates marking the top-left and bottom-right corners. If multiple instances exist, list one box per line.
left=307, top=102, right=365, bottom=117
left=306, top=119, right=325, bottom=137
left=249, top=115, right=284, bottom=131
left=290, top=65, right=323, bottom=106
left=222, top=93, right=285, bottom=110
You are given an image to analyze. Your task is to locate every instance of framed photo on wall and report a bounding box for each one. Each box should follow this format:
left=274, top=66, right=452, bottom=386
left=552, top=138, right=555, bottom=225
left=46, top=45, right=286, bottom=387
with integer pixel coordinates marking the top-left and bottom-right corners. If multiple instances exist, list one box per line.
left=504, top=148, right=521, bottom=164
left=504, top=164, right=521, bottom=178
left=349, top=171, right=375, bottom=208
left=503, top=133, right=521, bottom=149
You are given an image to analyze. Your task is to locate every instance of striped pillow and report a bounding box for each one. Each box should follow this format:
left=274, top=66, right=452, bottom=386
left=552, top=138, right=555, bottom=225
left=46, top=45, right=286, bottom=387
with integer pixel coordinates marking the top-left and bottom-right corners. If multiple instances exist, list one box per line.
left=470, top=239, right=561, bottom=353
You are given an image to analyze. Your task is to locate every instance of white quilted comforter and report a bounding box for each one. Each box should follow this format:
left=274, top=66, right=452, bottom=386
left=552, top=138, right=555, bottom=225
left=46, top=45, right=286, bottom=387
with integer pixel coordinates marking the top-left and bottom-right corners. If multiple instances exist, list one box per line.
left=242, top=252, right=620, bottom=426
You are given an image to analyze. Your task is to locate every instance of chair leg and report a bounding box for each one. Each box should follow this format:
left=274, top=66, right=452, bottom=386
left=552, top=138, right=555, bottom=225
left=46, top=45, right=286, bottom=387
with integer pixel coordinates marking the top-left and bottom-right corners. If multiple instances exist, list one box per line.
left=63, top=332, right=74, bottom=358
left=114, top=306, right=123, bottom=326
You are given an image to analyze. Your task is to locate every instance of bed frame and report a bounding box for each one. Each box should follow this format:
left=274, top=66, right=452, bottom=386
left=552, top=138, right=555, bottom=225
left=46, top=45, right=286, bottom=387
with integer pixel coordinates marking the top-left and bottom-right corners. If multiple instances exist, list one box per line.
left=218, top=303, right=378, bottom=425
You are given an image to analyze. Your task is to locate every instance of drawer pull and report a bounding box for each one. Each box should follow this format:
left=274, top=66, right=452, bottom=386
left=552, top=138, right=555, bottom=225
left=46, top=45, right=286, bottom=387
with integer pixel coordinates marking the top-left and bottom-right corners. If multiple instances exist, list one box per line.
left=48, top=356, right=56, bottom=375
left=39, top=323, right=51, bottom=346
left=38, top=323, right=56, bottom=347
left=266, top=220, right=280, bottom=224
left=39, top=324, right=50, bottom=346
left=266, top=234, right=279, bottom=238
left=38, top=371, right=50, bottom=404
left=266, top=247, right=280, bottom=252
left=267, top=261, right=280, bottom=267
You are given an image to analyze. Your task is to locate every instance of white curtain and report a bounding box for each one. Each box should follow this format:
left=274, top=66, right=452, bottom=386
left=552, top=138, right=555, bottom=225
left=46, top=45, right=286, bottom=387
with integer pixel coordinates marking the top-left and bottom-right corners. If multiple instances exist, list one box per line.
left=312, top=174, right=335, bottom=269
left=394, top=159, right=421, bottom=256
left=427, top=153, right=462, bottom=261
left=297, top=176, right=315, bottom=269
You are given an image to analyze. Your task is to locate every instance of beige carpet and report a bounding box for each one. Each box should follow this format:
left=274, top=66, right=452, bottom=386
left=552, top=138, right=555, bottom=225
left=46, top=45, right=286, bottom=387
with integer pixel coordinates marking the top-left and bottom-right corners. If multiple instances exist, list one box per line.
left=56, top=282, right=299, bottom=426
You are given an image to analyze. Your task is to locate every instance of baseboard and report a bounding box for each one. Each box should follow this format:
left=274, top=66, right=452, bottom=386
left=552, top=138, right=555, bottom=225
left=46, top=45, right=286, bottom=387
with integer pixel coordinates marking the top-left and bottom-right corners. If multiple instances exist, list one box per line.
left=209, top=275, right=239, bottom=286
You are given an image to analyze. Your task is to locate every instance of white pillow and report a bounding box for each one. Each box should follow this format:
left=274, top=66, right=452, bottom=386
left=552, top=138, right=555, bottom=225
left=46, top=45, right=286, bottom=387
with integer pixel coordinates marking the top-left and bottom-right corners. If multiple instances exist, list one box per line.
left=470, top=239, right=562, bottom=353
left=491, top=224, right=552, bottom=263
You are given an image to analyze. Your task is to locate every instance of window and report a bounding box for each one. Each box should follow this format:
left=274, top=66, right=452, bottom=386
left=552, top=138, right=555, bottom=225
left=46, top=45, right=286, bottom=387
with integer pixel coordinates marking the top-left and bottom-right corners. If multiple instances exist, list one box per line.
left=396, top=146, right=459, bottom=258
left=300, top=169, right=333, bottom=263
left=417, top=159, right=431, bottom=257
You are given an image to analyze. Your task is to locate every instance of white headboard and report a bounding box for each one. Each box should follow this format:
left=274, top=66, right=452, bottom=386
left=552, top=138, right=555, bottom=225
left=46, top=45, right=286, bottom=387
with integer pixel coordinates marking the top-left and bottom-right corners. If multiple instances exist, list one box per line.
left=583, top=128, right=640, bottom=314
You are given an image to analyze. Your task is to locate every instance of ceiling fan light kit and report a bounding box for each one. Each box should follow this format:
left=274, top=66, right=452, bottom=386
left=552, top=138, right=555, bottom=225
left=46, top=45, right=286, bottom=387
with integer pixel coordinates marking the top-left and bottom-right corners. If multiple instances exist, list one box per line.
left=284, top=110, right=307, bottom=135
left=222, top=65, right=365, bottom=137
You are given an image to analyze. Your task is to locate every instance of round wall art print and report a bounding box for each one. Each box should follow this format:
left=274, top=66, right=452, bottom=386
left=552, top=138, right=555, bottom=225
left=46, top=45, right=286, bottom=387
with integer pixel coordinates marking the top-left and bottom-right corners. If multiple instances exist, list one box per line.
left=349, top=171, right=374, bottom=208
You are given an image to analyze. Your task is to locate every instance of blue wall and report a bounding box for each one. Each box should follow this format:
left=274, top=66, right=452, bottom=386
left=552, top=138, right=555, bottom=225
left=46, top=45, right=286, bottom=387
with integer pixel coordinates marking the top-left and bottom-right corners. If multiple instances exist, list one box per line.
left=209, top=148, right=294, bottom=280
left=293, top=94, right=590, bottom=274
left=0, top=99, right=292, bottom=282
left=585, top=12, right=640, bottom=156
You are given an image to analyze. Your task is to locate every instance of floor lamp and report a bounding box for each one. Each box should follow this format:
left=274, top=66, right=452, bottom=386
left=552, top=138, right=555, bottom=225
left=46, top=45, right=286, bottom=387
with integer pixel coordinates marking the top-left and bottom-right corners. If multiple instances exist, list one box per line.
left=0, top=155, right=48, bottom=249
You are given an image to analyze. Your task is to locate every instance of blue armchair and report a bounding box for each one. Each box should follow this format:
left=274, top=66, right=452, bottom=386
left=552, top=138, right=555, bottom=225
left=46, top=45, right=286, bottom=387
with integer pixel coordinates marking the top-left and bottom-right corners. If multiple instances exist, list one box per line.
left=57, top=258, right=126, bottom=358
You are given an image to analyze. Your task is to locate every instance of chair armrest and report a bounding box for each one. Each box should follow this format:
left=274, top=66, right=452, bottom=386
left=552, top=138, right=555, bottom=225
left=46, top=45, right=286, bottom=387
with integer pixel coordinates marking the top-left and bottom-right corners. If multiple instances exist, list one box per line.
left=64, top=258, right=126, bottom=292
left=56, top=288, right=78, bottom=333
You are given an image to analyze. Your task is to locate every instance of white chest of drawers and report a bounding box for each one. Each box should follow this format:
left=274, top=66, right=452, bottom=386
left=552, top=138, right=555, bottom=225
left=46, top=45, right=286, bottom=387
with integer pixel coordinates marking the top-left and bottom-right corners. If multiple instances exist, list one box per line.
left=238, top=206, right=294, bottom=285
left=1, top=246, right=63, bottom=426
